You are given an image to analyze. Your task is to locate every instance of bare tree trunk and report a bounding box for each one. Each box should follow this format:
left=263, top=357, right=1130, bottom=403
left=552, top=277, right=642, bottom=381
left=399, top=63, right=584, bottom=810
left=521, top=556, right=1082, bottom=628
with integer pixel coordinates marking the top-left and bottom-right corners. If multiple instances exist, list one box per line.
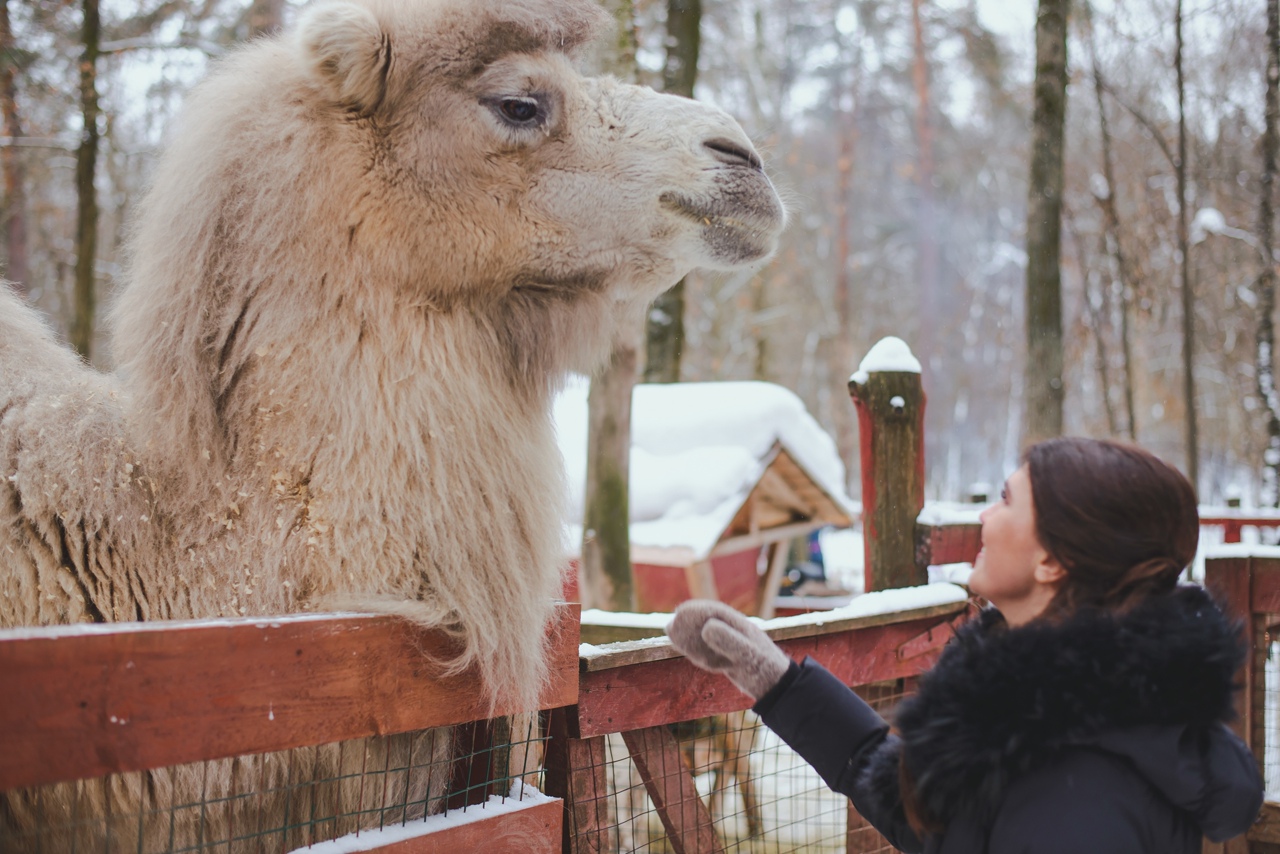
left=751, top=273, right=768, bottom=380
left=1117, top=271, right=1136, bottom=438
left=246, top=0, right=286, bottom=39
left=0, top=0, right=27, bottom=293
left=1089, top=78, right=1191, bottom=446
left=582, top=334, right=638, bottom=611
left=1066, top=206, right=1118, bottom=435
left=643, top=0, right=700, bottom=384
left=834, top=10, right=864, bottom=492
left=1087, top=15, right=1138, bottom=439
left=71, top=0, right=99, bottom=360
left=1023, top=0, right=1070, bottom=446
left=581, top=0, right=637, bottom=611
left=1257, top=0, right=1280, bottom=506
left=911, top=0, right=939, bottom=374
left=835, top=104, right=857, bottom=484
left=1175, top=0, right=1198, bottom=493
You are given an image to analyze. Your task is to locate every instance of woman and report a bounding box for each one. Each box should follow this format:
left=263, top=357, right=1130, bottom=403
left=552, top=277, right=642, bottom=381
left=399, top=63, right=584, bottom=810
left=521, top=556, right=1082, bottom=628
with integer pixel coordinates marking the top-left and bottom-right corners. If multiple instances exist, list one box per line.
left=668, top=438, right=1263, bottom=853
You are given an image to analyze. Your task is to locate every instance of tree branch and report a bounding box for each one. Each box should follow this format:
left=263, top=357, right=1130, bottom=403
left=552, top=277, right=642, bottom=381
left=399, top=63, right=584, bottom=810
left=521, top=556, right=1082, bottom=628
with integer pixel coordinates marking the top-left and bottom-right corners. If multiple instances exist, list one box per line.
left=0, top=136, right=75, bottom=150
left=1095, top=77, right=1177, bottom=170
left=99, top=36, right=224, bottom=56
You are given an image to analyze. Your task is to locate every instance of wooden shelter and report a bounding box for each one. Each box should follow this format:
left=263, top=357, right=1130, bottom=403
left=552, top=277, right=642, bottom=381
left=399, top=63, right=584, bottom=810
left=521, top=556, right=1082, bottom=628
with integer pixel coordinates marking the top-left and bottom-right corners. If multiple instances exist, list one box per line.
left=567, top=441, right=854, bottom=621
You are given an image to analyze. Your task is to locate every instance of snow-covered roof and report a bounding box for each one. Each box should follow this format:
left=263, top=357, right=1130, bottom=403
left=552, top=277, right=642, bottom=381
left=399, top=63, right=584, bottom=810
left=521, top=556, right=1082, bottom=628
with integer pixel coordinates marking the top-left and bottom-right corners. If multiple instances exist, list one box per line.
left=555, top=377, right=858, bottom=558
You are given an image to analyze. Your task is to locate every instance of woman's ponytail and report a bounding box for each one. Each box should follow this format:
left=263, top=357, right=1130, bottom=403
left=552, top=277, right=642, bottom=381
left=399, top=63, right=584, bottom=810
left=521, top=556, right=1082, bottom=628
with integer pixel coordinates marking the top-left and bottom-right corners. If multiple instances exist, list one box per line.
left=1103, top=556, right=1183, bottom=611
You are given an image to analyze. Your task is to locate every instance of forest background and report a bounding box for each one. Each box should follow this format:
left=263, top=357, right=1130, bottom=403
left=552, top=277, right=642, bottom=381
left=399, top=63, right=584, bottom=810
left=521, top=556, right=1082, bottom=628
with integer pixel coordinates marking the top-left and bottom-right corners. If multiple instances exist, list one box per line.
left=2, top=0, right=1278, bottom=512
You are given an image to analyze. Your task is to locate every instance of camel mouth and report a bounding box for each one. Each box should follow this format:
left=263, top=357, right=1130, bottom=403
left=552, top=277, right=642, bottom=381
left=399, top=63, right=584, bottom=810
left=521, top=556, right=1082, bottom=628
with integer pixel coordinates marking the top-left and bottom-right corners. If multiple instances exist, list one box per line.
left=660, top=184, right=785, bottom=266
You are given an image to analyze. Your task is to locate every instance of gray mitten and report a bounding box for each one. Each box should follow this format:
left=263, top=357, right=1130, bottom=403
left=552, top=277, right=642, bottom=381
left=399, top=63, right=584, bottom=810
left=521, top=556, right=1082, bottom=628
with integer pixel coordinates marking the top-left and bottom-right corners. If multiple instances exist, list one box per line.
left=666, top=600, right=791, bottom=700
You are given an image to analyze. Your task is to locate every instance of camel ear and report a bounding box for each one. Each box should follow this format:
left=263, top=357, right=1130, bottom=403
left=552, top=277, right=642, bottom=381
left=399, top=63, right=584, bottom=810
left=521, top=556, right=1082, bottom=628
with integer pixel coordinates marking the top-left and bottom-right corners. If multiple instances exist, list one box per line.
left=297, top=2, right=389, bottom=111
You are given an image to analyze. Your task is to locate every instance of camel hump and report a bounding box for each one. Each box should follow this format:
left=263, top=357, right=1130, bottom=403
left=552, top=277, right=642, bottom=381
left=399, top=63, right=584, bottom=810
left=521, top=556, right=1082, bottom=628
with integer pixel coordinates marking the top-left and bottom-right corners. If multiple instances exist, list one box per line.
left=0, top=284, right=92, bottom=401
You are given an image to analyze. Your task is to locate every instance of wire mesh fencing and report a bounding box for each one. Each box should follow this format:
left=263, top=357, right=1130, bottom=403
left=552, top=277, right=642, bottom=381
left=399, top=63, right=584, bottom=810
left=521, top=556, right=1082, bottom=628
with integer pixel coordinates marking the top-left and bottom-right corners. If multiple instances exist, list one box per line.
left=562, top=678, right=912, bottom=853
left=0, top=714, right=549, bottom=854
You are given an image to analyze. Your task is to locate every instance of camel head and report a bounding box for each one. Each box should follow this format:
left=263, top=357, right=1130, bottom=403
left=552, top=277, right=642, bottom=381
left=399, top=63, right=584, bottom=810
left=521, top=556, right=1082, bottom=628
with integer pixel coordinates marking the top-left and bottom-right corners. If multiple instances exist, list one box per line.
left=293, top=0, right=786, bottom=305
left=109, top=0, right=788, bottom=509
left=111, top=0, right=787, bottom=471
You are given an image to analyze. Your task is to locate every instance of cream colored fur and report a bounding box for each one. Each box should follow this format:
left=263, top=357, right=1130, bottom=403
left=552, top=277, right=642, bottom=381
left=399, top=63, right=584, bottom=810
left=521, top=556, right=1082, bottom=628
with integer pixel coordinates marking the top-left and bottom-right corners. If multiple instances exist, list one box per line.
left=0, top=0, right=782, bottom=848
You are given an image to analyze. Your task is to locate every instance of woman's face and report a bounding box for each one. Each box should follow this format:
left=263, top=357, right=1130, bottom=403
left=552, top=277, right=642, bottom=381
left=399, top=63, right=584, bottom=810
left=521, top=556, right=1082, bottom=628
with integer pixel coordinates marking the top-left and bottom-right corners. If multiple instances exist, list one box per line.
left=969, top=465, right=1063, bottom=625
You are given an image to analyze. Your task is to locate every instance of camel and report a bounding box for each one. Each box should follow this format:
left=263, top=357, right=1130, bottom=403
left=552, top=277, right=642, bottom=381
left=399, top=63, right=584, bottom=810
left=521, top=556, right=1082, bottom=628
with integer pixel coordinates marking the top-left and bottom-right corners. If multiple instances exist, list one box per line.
left=0, top=0, right=784, bottom=849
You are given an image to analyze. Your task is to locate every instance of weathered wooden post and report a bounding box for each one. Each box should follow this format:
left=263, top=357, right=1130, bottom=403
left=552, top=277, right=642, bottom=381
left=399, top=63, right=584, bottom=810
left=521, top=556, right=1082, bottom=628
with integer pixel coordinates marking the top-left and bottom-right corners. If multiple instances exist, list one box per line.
left=849, top=336, right=927, bottom=592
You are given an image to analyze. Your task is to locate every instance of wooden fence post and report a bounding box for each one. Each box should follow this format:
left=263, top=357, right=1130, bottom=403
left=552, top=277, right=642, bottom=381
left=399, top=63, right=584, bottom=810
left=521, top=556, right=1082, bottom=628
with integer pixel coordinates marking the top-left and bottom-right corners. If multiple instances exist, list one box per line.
left=1203, top=555, right=1265, bottom=854
left=543, top=708, right=612, bottom=854
left=849, top=337, right=927, bottom=592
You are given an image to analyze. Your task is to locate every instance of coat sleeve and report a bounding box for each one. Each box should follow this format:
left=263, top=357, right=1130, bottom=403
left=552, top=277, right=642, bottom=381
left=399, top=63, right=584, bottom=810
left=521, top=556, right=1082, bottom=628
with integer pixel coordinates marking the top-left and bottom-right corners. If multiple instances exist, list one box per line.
left=1197, top=723, right=1265, bottom=841
left=753, top=657, right=925, bottom=853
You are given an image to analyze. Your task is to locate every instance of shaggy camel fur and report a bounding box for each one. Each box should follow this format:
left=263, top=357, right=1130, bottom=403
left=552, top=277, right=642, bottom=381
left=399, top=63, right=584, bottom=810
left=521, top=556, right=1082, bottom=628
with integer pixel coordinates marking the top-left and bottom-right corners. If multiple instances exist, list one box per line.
left=0, top=0, right=782, bottom=847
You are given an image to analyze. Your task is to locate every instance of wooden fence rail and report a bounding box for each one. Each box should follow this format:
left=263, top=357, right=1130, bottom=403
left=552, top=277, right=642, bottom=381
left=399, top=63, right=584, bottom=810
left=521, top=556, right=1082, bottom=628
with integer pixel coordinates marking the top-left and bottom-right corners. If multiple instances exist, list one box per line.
left=12, top=546, right=1278, bottom=853
left=547, top=597, right=972, bottom=853
left=0, top=604, right=580, bottom=853
left=1, top=593, right=977, bottom=854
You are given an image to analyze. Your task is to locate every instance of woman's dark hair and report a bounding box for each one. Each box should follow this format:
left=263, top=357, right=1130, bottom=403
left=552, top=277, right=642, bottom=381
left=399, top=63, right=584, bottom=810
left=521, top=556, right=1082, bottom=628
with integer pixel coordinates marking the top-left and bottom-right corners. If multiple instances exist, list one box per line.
left=1024, top=437, right=1199, bottom=616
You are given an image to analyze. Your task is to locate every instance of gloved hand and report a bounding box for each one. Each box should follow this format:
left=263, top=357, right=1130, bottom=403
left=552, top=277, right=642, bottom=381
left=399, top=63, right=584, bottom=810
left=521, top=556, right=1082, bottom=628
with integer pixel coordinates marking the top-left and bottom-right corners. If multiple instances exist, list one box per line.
left=666, top=599, right=792, bottom=700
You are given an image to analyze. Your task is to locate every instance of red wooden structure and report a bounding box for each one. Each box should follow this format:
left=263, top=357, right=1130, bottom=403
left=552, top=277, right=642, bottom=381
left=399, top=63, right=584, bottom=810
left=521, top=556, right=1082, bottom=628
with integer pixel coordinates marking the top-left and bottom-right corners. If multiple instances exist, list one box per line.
left=1198, top=508, right=1280, bottom=544
left=566, top=442, right=854, bottom=617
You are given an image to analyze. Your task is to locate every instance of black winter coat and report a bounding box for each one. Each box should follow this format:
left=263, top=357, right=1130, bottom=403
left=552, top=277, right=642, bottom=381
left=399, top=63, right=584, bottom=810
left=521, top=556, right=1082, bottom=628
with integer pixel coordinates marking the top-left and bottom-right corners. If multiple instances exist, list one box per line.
left=753, top=585, right=1263, bottom=853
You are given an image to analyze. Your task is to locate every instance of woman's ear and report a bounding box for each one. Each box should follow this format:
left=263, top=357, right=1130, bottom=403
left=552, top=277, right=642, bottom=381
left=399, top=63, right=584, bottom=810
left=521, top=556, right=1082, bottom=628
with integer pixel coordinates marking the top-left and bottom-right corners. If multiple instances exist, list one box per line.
left=1034, top=552, right=1067, bottom=585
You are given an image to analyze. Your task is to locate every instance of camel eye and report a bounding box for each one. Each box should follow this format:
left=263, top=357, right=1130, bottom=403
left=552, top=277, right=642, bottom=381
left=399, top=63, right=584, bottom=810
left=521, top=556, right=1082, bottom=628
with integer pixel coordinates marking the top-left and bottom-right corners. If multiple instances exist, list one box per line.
left=497, top=97, right=540, bottom=125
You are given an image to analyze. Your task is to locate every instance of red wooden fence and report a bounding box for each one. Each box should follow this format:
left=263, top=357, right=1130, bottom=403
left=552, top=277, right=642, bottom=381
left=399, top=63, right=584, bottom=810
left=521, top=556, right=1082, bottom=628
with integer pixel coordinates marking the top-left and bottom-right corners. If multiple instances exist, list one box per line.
left=546, top=597, right=972, bottom=852
left=0, top=605, right=580, bottom=854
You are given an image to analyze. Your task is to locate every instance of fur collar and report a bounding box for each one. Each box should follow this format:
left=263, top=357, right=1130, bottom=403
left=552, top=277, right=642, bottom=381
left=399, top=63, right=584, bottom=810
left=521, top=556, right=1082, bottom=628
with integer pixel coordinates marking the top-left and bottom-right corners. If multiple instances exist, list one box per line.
left=888, top=585, right=1243, bottom=824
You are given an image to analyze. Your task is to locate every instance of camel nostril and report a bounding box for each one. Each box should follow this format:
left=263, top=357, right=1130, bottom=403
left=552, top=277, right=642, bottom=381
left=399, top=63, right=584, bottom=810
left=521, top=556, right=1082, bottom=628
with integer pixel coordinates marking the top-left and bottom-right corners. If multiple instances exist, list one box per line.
left=704, top=137, right=763, bottom=171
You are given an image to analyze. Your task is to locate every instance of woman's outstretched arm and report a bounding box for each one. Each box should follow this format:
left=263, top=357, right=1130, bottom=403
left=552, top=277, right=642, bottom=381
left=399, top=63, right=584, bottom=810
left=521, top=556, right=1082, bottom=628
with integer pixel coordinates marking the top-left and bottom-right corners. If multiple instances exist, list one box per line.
left=753, top=657, right=924, bottom=853
left=667, top=600, right=925, bottom=853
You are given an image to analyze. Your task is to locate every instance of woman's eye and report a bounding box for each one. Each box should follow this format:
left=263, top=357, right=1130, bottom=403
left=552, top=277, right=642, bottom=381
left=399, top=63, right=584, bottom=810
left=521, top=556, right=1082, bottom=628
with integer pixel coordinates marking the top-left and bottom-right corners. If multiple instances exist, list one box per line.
left=499, top=98, right=540, bottom=124
left=1000, top=487, right=1009, bottom=503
